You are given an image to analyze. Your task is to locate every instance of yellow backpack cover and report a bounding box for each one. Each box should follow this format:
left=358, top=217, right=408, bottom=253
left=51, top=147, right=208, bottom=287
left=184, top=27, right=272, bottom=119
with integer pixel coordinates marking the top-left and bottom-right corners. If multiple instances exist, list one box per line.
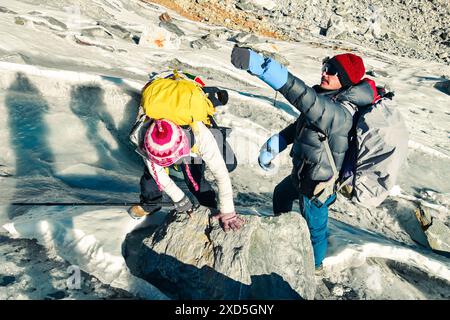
left=141, top=72, right=215, bottom=128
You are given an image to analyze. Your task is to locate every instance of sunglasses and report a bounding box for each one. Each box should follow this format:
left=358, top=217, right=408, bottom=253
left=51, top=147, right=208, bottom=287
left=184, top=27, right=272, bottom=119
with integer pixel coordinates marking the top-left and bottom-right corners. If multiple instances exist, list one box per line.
left=321, top=63, right=339, bottom=76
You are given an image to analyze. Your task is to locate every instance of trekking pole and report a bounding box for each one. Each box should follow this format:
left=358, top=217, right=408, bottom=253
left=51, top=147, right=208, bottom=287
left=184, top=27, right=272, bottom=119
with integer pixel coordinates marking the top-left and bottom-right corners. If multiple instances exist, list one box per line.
left=10, top=202, right=173, bottom=207
left=9, top=202, right=264, bottom=208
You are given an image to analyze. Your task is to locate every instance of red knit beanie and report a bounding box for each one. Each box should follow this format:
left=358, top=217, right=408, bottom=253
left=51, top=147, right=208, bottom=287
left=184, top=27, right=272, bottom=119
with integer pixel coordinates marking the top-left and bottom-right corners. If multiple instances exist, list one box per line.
left=327, top=53, right=365, bottom=87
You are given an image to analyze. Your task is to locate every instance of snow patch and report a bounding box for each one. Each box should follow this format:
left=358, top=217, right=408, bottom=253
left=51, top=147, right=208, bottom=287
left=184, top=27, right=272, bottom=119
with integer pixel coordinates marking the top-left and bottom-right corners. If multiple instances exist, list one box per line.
left=3, top=209, right=168, bottom=299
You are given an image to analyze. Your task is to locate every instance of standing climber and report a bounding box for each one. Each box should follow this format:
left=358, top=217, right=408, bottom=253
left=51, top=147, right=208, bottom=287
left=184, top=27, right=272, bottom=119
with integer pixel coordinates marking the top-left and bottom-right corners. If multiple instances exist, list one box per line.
left=231, top=47, right=376, bottom=269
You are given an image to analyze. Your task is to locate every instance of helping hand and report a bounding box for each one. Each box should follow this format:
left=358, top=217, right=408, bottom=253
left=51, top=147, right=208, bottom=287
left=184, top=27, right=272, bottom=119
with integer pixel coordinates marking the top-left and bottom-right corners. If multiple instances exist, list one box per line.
left=258, top=134, right=287, bottom=171
left=214, top=211, right=245, bottom=232
left=231, top=46, right=288, bottom=89
left=258, top=150, right=275, bottom=171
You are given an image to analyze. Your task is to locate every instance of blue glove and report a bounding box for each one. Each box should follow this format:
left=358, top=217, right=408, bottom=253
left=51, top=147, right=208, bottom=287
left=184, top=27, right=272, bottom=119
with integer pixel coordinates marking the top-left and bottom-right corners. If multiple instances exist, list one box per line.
left=248, top=50, right=265, bottom=76
left=231, top=47, right=288, bottom=90
left=258, top=134, right=287, bottom=171
left=259, top=58, right=288, bottom=90
left=258, top=150, right=275, bottom=171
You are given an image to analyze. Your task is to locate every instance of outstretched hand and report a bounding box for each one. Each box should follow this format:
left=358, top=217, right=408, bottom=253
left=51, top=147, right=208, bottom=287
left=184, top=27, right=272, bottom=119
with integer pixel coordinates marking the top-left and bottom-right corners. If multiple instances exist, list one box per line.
left=213, top=211, right=245, bottom=232
left=231, top=46, right=265, bottom=76
left=258, top=133, right=287, bottom=171
left=231, top=46, right=251, bottom=70
left=258, top=150, right=275, bottom=171
left=231, top=46, right=288, bottom=90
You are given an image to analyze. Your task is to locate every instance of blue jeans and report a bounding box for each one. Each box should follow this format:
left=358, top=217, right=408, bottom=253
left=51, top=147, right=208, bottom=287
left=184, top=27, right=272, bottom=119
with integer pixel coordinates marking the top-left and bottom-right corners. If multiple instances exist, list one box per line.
left=273, top=175, right=336, bottom=267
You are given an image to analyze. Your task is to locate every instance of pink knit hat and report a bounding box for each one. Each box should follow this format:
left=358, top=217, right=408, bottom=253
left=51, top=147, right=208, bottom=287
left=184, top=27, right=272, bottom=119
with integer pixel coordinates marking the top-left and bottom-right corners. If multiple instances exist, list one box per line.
left=144, top=119, right=198, bottom=191
left=144, top=119, right=190, bottom=167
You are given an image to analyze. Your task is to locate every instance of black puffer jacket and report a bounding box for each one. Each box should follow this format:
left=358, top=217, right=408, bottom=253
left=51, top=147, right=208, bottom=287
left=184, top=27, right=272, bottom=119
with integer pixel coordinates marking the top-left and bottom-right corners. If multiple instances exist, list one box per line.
left=278, top=73, right=375, bottom=196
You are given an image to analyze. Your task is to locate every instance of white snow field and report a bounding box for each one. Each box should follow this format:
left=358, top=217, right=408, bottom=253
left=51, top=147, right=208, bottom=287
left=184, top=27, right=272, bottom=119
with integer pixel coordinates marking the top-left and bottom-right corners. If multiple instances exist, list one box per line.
left=0, top=0, right=449, bottom=299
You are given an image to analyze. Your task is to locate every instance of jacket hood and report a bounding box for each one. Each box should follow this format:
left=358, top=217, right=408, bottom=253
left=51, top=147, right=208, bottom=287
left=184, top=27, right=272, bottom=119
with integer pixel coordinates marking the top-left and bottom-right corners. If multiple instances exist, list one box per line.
left=336, top=79, right=378, bottom=107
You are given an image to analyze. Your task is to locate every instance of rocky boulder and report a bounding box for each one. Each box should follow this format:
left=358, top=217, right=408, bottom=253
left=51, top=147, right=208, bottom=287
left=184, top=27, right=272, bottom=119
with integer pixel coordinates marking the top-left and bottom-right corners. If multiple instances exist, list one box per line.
left=434, top=80, right=450, bottom=96
left=123, top=206, right=316, bottom=300
left=325, top=14, right=347, bottom=39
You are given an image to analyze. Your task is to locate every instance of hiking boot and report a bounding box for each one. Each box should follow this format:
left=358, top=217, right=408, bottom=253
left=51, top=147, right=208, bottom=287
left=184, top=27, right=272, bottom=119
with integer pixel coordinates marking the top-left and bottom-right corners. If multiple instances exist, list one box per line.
left=415, top=206, right=433, bottom=231
left=127, top=205, right=150, bottom=220
left=315, top=264, right=324, bottom=277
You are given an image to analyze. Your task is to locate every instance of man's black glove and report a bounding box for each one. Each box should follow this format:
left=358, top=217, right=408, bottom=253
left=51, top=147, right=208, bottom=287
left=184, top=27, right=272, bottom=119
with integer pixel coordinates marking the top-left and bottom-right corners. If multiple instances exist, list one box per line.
left=231, top=46, right=251, bottom=70
left=231, top=46, right=266, bottom=76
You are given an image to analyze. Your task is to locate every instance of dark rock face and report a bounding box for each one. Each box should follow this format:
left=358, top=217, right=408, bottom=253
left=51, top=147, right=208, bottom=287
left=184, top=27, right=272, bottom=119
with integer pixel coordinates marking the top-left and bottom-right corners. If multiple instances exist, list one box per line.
left=124, top=206, right=316, bottom=299
left=434, top=80, right=450, bottom=96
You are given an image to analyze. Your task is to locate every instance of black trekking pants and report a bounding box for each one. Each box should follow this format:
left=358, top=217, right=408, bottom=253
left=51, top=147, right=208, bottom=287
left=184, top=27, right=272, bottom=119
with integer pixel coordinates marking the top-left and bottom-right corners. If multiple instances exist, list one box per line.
left=140, top=161, right=217, bottom=213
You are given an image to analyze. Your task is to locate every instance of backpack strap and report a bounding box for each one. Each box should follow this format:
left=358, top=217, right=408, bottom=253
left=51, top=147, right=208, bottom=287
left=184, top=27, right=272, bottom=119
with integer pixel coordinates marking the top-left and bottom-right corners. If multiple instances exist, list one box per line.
left=129, top=114, right=152, bottom=157
left=316, top=120, right=363, bottom=201
left=313, top=133, right=339, bottom=203
left=340, top=101, right=357, bottom=116
left=209, top=117, right=237, bottom=173
left=322, top=135, right=339, bottom=178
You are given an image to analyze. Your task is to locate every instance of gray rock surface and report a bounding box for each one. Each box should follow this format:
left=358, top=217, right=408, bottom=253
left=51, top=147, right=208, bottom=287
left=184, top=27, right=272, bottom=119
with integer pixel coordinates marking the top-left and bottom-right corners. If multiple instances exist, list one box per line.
left=233, top=39, right=291, bottom=66
left=159, top=21, right=186, bottom=37
left=191, top=35, right=220, bottom=50
left=96, top=21, right=134, bottom=40
left=236, top=0, right=256, bottom=11
left=0, top=6, right=17, bottom=14
left=81, top=26, right=114, bottom=39
left=434, top=80, right=450, bottom=96
left=230, top=31, right=261, bottom=44
left=0, top=52, right=31, bottom=64
left=325, top=14, right=346, bottom=39
left=73, top=35, right=115, bottom=52
left=14, top=16, right=27, bottom=26
left=209, top=28, right=236, bottom=41
left=124, top=206, right=316, bottom=300
left=170, top=0, right=450, bottom=63
left=41, top=16, right=67, bottom=30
